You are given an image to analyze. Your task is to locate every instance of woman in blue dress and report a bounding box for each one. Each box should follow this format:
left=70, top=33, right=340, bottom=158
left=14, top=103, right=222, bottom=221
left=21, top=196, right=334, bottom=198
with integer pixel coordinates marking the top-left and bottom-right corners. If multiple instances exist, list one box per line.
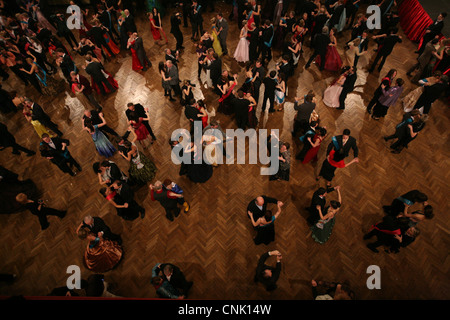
left=311, top=186, right=342, bottom=244
left=84, top=113, right=116, bottom=157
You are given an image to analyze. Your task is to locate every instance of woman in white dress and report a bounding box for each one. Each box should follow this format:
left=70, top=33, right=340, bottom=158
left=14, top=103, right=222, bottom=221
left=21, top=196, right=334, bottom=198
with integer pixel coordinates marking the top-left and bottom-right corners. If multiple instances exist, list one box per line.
left=200, top=48, right=214, bottom=88
left=233, top=22, right=249, bottom=63
left=275, top=73, right=286, bottom=111
left=323, top=73, right=347, bottom=108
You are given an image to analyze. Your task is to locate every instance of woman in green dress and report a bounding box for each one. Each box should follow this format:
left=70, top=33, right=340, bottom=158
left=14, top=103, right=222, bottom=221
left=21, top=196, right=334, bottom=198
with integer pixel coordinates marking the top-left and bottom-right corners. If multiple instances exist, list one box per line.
left=118, top=130, right=157, bottom=185
left=311, top=186, right=342, bottom=244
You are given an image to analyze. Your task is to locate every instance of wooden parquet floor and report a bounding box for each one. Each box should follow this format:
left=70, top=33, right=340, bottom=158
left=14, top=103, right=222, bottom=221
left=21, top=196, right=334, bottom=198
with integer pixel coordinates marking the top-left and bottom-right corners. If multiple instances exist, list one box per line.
left=0, top=2, right=449, bottom=300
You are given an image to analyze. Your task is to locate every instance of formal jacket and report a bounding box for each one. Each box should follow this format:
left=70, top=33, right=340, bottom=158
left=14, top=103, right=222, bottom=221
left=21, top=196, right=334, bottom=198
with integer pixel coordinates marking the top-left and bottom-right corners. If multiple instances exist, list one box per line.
left=247, top=195, right=278, bottom=220
left=204, top=58, right=222, bottom=84
left=125, top=103, right=147, bottom=121
left=326, top=135, right=359, bottom=159
left=418, top=82, right=446, bottom=104
left=124, top=14, right=137, bottom=33
left=356, top=36, right=369, bottom=54
left=216, top=17, right=228, bottom=39
left=82, top=217, right=113, bottom=238
left=263, top=76, right=277, bottom=95
left=85, top=61, right=107, bottom=83
left=132, top=37, right=148, bottom=61
left=255, top=252, right=281, bottom=291
left=87, top=26, right=108, bottom=46
left=30, top=102, right=51, bottom=124
left=312, top=33, right=330, bottom=55
left=60, top=54, right=76, bottom=78
left=39, top=137, right=71, bottom=163
left=342, top=72, right=357, bottom=92
left=0, top=122, right=16, bottom=147
left=294, top=101, right=315, bottom=122
left=426, top=19, right=444, bottom=36
left=379, top=34, right=402, bottom=55
left=166, top=64, right=179, bottom=85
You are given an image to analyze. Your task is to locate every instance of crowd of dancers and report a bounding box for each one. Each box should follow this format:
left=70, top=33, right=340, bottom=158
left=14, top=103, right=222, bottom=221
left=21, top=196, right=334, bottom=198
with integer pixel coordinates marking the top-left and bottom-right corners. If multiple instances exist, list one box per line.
left=0, top=0, right=448, bottom=299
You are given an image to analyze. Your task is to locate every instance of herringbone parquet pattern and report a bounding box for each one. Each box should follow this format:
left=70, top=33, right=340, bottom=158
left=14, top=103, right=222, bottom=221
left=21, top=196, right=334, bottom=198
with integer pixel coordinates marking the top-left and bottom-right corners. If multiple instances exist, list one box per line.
left=0, top=2, right=449, bottom=300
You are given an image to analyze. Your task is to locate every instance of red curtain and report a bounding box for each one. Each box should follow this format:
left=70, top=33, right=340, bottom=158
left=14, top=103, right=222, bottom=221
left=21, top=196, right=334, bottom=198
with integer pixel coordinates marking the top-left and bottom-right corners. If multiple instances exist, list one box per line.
left=398, top=0, right=433, bottom=42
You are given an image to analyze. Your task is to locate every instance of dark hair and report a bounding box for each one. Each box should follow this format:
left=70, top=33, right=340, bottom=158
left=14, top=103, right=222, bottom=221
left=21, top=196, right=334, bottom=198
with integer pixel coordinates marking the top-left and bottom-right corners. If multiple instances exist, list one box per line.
left=158, top=61, right=165, bottom=72
left=343, top=129, right=351, bottom=136
left=396, top=78, right=404, bottom=86
left=310, top=120, right=318, bottom=127
left=282, top=142, right=290, bottom=150
left=318, top=127, right=327, bottom=136
left=305, top=92, right=315, bottom=102
left=99, top=187, right=107, bottom=197
left=93, top=162, right=101, bottom=173
left=441, top=12, right=447, bottom=18
left=317, top=187, right=327, bottom=196
left=414, top=192, right=428, bottom=203
left=330, top=200, right=341, bottom=209
left=127, top=102, right=134, bottom=107
left=423, top=205, right=434, bottom=219
left=269, top=70, right=277, bottom=78
left=100, top=160, right=111, bottom=168
left=264, top=210, right=273, bottom=222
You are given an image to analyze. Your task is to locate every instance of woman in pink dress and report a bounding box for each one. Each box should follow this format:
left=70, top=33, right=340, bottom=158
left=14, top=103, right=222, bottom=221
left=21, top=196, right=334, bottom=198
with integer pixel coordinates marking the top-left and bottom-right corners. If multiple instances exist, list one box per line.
left=316, top=28, right=342, bottom=72
left=302, top=127, right=328, bottom=164
left=127, top=34, right=143, bottom=72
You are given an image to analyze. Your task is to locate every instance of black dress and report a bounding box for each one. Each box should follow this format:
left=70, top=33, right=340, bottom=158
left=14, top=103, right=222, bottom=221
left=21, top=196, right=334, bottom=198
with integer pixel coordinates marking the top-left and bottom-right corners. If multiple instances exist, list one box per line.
left=254, top=217, right=276, bottom=245
left=111, top=192, right=139, bottom=221
left=186, top=148, right=213, bottom=183
left=25, top=200, right=66, bottom=230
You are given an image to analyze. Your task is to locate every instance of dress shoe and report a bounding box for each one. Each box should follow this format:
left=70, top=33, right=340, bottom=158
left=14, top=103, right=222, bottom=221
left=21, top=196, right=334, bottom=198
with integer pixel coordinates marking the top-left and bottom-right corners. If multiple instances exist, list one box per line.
left=140, top=209, right=146, bottom=219
left=366, top=244, right=379, bottom=253
left=336, top=107, right=345, bottom=110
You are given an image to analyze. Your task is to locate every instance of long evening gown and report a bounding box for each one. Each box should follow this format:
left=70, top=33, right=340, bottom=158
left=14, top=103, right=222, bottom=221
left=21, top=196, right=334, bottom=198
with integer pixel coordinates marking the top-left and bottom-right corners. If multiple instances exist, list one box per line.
left=316, top=43, right=343, bottom=72
left=211, top=28, right=223, bottom=57
left=302, top=134, right=324, bottom=164
left=128, top=142, right=157, bottom=184
left=323, top=76, right=345, bottom=108
left=84, top=238, right=123, bottom=273
left=233, top=27, right=249, bottom=63
left=311, top=212, right=336, bottom=244
left=254, top=216, right=276, bottom=245
left=149, top=17, right=162, bottom=41
left=91, top=125, right=116, bottom=157
left=129, top=40, right=144, bottom=71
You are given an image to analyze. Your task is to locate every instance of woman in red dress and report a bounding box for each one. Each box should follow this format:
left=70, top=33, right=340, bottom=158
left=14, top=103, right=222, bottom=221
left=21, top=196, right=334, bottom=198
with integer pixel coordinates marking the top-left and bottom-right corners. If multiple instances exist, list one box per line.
left=148, top=12, right=162, bottom=44
left=128, top=109, right=152, bottom=149
left=302, top=127, right=327, bottom=164
left=87, top=56, right=119, bottom=95
left=316, top=27, right=342, bottom=72
left=127, top=34, right=143, bottom=72
left=196, top=100, right=209, bottom=129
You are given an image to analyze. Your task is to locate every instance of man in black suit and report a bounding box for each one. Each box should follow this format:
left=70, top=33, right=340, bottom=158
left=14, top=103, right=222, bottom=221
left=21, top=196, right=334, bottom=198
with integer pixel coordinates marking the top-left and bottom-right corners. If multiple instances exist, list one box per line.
left=0, top=122, right=35, bottom=156
left=111, top=180, right=145, bottom=219
left=417, top=12, right=446, bottom=55
left=131, top=32, right=151, bottom=71
left=184, top=99, right=202, bottom=132
left=352, top=31, right=369, bottom=68
left=202, top=53, right=222, bottom=93
left=164, top=48, right=179, bottom=68
left=306, top=186, right=337, bottom=225
left=292, top=92, right=316, bottom=137
left=326, top=129, right=359, bottom=162
left=254, top=250, right=282, bottom=291
left=82, top=109, right=118, bottom=138
left=55, top=48, right=76, bottom=82
left=25, top=99, right=63, bottom=137
left=76, top=215, right=122, bottom=244
left=125, top=102, right=156, bottom=141
left=231, top=90, right=250, bottom=129
left=247, top=195, right=282, bottom=222
left=261, top=70, right=278, bottom=113
left=123, top=9, right=137, bottom=33
left=95, top=160, right=128, bottom=186
left=251, top=59, right=266, bottom=103
left=53, top=13, right=77, bottom=48
left=215, top=12, right=228, bottom=55
left=305, top=26, right=330, bottom=70
left=337, top=66, right=357, bottom=110
left=87, top=20, right=115, bottom=57
left=310, top=7, right=329, bottom=46
left=170, top=12, right=184, bottom=51
left=260, top=20, right=274, bottom=63
left=413, top=75, right=448, bottom=115
left=96, top=4, right=120, bottom=41
left=276, top=54, right=293, bottom=81
left=369, top=28, right=402, bottom=73
left=153, top=263, right=193, bottom=297
left=39, top=133, right=81, bottom=176
left=190, top=0, right=204, bottom=40
left=84, top=56, right=116, bottom=95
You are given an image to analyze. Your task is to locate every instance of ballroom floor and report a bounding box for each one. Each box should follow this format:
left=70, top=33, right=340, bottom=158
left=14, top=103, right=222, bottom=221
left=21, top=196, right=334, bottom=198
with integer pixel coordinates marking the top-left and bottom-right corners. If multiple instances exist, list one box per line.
left=0, top=1, right=449, bottom=300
